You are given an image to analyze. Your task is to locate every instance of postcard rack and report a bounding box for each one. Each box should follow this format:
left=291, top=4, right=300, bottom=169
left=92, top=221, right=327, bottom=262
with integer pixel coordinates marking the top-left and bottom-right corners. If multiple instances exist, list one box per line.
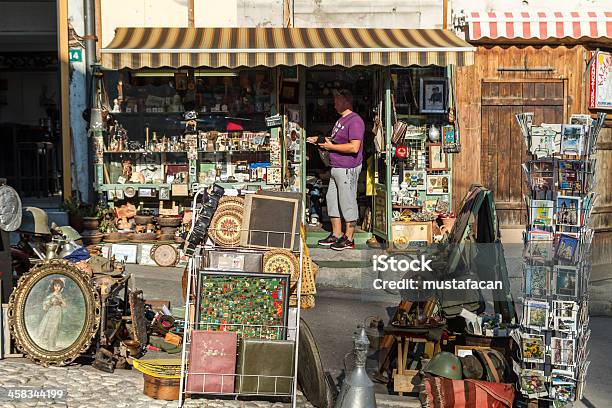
left=178, top=188, right=303, bottom=407
left=514, top=112, right=605, bottom=406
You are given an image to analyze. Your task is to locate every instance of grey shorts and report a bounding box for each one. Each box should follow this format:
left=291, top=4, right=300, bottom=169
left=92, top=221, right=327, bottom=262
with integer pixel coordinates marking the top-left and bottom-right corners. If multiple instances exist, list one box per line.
left=326, top=165, right=361, bottom=222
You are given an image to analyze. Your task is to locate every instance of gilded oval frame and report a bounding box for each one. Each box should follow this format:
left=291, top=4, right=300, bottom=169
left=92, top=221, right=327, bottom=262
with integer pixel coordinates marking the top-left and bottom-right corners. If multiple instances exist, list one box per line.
left=8, top=259, right=101, bottom=366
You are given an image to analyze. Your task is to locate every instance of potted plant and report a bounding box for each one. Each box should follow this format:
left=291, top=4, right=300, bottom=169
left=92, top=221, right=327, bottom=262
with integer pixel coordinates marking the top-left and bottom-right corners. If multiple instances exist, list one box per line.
left=61, top=198, right=85, bottom=232
left=82, top=204, right=102, bottom=230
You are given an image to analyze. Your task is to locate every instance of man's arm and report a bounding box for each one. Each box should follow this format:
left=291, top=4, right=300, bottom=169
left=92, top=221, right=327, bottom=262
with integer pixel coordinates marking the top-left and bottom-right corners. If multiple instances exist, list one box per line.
left=319, top=138, right=361, bottom=153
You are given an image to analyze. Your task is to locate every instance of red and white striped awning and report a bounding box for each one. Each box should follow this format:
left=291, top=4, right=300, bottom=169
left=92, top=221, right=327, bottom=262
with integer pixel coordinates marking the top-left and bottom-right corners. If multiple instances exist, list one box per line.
left=466, top=11, right=612, bottom=43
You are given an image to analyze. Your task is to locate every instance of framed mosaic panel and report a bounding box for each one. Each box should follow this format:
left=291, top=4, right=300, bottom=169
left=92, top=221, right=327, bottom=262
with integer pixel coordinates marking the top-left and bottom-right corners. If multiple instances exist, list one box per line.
left=195, top=271, right=289, bottom=340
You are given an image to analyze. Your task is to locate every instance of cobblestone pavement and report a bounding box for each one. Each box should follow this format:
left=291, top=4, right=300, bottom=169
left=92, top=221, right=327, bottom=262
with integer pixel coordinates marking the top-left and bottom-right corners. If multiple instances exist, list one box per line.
left=0, top=359, right=314, bottom=408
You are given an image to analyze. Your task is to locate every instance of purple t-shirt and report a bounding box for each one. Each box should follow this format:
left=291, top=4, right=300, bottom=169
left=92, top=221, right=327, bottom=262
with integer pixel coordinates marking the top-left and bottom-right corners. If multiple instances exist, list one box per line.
left=329, top=112, right=365, bottom=168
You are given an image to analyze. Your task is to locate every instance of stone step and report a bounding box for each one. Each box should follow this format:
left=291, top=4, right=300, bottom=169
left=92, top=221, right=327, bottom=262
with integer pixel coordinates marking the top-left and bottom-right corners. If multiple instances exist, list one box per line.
left=309, top=247, right=383, bottom=263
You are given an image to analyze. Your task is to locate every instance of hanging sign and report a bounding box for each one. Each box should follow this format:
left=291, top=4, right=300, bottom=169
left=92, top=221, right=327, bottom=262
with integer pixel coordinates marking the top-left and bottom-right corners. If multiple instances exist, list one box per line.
left=69, top=48, right=83, bottom=62
left=589, top=51, right=612, bottom=110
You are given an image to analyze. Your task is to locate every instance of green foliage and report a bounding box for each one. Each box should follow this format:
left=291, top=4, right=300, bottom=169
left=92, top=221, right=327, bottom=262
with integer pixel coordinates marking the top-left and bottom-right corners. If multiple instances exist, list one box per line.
left=60, top=198, right=103, bottom=218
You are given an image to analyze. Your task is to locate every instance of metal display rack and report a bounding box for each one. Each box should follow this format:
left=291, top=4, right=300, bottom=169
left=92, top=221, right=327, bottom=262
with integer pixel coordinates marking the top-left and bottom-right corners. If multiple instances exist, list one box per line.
left=178, top=188, right=303, bottom=407
left=516, top=113, right=605, bottom=406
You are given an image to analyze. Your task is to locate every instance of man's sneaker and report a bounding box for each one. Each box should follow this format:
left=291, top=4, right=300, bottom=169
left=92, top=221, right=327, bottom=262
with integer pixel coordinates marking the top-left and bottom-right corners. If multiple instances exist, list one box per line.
left=331, top=235, right=355, bottom=251
left=318, top=233, right=339, bottom=247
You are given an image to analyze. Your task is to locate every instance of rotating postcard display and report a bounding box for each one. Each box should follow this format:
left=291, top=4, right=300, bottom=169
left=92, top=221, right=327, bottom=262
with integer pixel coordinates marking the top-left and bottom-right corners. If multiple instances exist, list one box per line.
left=515, top=112, right=606, bottom=406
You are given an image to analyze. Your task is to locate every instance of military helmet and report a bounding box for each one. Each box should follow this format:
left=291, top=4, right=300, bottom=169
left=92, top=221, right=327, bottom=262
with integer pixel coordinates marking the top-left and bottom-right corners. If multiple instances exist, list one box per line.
left=55, top=225, right=82, bottom=242
left=19, top=207, right=51, bottom=235
left=460, top=354, right=484, bottom=380
left=473, top=349, right=507, bottom=383
left=423, top=352, right=463, bottom=380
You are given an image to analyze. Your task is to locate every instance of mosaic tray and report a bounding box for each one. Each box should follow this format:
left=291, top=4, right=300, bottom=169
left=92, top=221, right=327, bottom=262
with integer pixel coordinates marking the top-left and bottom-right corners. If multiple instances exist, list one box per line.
left=196, top=271, right=289, bottom=340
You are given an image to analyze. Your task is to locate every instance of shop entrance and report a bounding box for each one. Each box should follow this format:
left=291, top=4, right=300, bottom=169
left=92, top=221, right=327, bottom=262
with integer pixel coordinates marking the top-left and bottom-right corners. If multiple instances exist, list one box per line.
left=303, top=67, right=378, bottom=244
left=480, top=80, right=565, bottom=227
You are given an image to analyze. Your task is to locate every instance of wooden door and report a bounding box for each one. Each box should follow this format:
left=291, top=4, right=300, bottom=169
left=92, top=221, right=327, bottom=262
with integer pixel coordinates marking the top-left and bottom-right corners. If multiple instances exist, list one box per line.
left=481, top=80, right=564, bottom=227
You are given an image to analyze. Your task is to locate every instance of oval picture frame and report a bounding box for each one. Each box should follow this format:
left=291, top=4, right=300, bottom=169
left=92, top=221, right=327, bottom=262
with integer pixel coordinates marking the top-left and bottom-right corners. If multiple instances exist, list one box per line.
left=8, top=259, right=101, bottom=366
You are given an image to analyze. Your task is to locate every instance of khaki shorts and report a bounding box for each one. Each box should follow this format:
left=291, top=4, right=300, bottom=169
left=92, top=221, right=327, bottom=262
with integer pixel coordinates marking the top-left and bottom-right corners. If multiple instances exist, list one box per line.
left=326, top=165, right=361, bottom=222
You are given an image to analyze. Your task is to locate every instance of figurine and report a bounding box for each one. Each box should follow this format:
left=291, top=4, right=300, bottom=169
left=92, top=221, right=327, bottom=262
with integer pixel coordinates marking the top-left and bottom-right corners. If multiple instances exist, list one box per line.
left=121, top=160, right=133, bottom=181
left=112, top=98, right=121, bottom=113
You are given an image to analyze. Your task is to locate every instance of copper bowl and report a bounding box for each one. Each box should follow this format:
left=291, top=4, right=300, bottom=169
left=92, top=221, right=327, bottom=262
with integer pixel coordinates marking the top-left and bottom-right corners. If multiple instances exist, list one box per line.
left=158, top=216, right=182, bottom=227
left=134, top=215, right=154, bottom=225
left=82, top=217, right=100, bottom=230
left=81, top=230, right=103, bottom=245
left=131, top=232, right=157, bottom=242
left=103, top=232, right=129, bottom=243
left=160, top=226, right=178, bottom=235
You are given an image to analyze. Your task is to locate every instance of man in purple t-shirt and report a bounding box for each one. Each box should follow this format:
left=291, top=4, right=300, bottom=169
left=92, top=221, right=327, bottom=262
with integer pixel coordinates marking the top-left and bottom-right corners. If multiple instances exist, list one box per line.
left=307, top=89, right=364, bottom=250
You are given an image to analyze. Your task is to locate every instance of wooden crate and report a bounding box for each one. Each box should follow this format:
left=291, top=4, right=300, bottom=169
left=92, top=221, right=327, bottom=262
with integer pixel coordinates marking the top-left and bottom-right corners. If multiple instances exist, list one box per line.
left=393, top=369, right=420, bottom=394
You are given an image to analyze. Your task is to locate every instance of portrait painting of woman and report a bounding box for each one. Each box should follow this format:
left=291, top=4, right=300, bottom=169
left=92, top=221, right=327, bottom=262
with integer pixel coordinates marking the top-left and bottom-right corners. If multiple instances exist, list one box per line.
left=24, top=273, right=87, bottom=352
left=36, top=278, right=66, bottom=350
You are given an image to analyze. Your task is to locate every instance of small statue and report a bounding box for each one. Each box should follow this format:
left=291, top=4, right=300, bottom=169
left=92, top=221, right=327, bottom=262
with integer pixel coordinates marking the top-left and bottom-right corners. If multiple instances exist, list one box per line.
left=112, top=98, right=121, bottom=113
left=121, top=160, right=133, bottom=181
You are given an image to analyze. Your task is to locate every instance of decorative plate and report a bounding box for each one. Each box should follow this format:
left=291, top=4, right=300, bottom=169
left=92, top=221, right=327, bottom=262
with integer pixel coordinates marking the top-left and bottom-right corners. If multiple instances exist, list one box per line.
left=0, top=184, right=22, bottom=232
left=218, top=196, right=245, bottom=208
left=208, top=207, right=243, bottom=247
left=151, top=244, right=178, bottom=267
left=124, top=186, right=136, bottom=198
left=263, top=249, right=299, bottom=282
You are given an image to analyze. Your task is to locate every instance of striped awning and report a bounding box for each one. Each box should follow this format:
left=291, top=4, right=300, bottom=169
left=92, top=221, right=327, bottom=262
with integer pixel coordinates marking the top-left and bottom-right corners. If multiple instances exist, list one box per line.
left=466, top=11, right=612, bottom=43
left=100, top=27, right=475, bottom=69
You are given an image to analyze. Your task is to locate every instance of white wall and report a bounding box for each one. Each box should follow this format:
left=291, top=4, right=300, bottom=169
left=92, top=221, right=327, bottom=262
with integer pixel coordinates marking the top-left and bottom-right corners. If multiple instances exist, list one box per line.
left=451, top=0, right=612, bottom=14
left=101, top=0, right=447, bottom=47
left=293, top=0, right=444, bottom=29
left=101, top=0, right=190, bottom=47
left=195, top=0, right=238, bottom=27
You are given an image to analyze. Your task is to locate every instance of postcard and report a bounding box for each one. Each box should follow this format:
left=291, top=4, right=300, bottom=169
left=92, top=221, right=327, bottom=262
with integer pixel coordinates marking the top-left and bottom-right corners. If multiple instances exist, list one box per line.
left=524, top=264, right=550, bottom=297
left=560, top=124, right=584, bottom=156
left=553, top=300, right=578, bottom=319
left=555, top=317, right=578, bottom=333
left=551, top=337, right=576, bottom=367
left=556, top=195, right=581, bottom=227
left=530, top=127, right=556, bottom=158
left=555, top=233, right=579, bottom=262
left=520, top=369, right=548, bottom=398
left=527, top=230, right=553, bottom=260
left=570, top=114, right=592, bottom=126
left=530, top=199, right=554, bottom=227
left=551, top=384, right=576, bottom=405
left=554, top=266, right=578, bottom=297
left=558, top=160, right=582, bottom=191
left=522, top=334, right=546, bottom=363
left=525, top=300, right=549, bottom=330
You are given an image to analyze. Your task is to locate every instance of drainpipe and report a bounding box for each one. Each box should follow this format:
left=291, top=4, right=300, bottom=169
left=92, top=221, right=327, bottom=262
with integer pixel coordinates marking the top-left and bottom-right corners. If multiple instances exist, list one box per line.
left=84, top=0, right=96, bottom=202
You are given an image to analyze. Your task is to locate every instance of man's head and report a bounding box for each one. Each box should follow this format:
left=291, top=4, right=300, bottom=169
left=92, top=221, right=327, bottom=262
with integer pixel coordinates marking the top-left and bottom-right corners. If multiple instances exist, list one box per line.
left=333, top=89, right=353, bottom=114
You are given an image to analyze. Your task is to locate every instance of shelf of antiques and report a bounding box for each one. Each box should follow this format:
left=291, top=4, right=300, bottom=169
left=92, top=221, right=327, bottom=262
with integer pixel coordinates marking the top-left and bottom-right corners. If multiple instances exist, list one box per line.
left=514, top=112, right=606, bottom=406
left=178, top=184, right=311, bottom=405
left=95, top=68, right=281, bottom=208
left=385, top=67, right=460, bottom=249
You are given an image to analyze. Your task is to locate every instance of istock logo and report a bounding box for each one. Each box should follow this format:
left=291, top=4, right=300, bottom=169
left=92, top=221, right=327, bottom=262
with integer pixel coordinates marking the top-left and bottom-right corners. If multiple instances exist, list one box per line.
left=372, top=255, right=433, bottom=272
